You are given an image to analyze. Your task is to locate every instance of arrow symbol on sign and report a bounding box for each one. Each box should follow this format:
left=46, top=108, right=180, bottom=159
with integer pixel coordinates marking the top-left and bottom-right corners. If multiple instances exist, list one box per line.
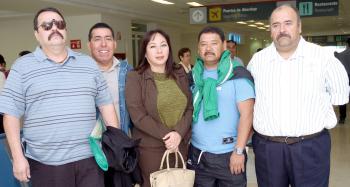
left=194, top=11, right=202, bottom=20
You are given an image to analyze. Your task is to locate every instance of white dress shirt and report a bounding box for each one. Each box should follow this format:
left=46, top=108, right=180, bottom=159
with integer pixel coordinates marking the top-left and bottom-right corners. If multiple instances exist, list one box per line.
left=248, top=37, right=349, bottom=136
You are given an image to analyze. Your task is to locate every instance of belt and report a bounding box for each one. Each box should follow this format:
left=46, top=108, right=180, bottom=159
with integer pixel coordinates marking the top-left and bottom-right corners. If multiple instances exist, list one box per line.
left=254, top=129, right=325, bottom=145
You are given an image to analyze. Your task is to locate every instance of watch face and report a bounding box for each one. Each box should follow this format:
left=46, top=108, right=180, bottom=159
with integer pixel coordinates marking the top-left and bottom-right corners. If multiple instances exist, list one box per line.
left=235, top=148, right=244, bottom=155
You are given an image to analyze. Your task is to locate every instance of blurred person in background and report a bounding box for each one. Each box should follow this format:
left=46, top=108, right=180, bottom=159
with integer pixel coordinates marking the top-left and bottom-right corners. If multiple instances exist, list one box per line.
left=178, top=47, right=193, bottom=73
left=226, top=40, right=244, bottom=66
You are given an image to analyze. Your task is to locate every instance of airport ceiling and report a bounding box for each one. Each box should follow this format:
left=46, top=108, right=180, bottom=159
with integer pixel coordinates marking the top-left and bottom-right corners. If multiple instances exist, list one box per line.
left=0, top=0, right=349, bottom=37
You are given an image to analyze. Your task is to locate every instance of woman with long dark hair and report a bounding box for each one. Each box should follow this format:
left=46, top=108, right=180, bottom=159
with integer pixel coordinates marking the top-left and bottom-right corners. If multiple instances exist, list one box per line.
left=125, top=29, right=192, bottom=187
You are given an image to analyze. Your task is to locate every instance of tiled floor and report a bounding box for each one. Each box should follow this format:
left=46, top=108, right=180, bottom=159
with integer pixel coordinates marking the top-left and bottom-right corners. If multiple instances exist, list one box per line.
left=246, top=123, right=350, bottom=187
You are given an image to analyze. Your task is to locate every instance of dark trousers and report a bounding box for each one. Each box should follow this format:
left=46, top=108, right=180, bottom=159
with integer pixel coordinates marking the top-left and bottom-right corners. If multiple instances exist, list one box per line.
left=187, top=145, right=247, bottom=187
left=339, top=104, right=347, bottom=121
left=0, top=114, right=4, bottom=134
left=253, top=130, right=330, bottom=187
left=28, top=157, right=104, bottom=187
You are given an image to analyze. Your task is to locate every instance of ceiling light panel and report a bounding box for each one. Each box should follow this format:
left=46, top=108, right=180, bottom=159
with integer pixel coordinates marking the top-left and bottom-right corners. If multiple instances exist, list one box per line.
left=151, top=0, right=174, bottom=5
left=187, top=2, right=204, bottom=7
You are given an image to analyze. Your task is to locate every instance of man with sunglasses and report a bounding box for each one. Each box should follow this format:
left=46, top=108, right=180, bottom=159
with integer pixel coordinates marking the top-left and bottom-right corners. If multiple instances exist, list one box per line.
left=0, top=7, right=118, bottom=187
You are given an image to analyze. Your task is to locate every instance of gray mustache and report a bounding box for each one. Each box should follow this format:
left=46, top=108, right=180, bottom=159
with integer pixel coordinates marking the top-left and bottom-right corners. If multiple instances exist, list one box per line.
left=277, top=33, right=291, bottom=40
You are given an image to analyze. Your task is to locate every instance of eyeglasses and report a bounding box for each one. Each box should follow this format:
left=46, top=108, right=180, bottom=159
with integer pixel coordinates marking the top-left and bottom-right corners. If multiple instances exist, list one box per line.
left=39, top=19, right=66, bottom=31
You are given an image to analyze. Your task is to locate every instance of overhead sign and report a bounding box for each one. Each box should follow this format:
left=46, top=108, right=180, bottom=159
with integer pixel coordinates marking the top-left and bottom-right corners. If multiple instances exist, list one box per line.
left=298, top=0, right=338, bottom=17
left=190, top=7, right=207, bottom=24
left=189, top=0, right=339, bottom=24
left=217, top=1, right=276, bottom=22
left=208, top=7, right=222, bottom=22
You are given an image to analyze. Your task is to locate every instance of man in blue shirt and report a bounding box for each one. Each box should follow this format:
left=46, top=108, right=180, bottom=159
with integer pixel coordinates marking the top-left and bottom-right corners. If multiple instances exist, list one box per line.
left=188, top=26, right=255, bottom=187
left=0, top=7, right=118, bottom=187
left=88, top=22, right=133, bottom=135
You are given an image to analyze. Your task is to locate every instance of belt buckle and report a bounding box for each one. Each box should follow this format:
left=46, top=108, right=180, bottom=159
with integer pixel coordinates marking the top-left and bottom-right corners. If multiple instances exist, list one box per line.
left=284, top=136, right=301, bottom=144
left=284, top=136, right=290, bottom=144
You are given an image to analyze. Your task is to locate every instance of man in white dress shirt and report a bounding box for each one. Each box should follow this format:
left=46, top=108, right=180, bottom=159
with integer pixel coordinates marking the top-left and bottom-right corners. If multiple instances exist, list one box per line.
left=247, top=4, right=349, bottom=187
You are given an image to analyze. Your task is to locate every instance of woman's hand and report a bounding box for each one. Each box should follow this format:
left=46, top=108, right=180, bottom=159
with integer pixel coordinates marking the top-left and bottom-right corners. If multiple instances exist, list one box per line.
left=163, top=131, right=182, bottom=151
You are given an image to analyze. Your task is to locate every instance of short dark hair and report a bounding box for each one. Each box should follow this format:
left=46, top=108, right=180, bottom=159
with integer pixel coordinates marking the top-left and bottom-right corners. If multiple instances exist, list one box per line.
left=227, top=40, right=237, bottom=45
left=136, top=29, right=175, bottom=79
left=88, top=22, right=115, bottom=41
left=178, top=47, right=191, bottom=61
left=0, top=54, right=5, bottom=64
left=34, top=7, right=65, bottom=31
left=198, top=26, right=225, bottom=42
left=18, top=50, right=31, bottom=57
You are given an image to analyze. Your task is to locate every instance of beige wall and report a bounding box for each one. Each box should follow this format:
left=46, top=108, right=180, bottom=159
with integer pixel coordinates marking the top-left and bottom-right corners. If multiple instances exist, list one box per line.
left=0, top=14, right=101, bottom=67
left=67, top=14, right=101, bottom=54
left=0, top=17, right=36, bottom=66
left=101, top=14, right=132, bottom=62
left=0, top=13, right=271, bottom=68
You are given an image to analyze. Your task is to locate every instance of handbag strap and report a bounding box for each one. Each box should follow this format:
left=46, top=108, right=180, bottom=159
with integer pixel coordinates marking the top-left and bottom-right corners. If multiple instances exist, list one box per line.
left=166, top=150, right=179, bottom=169
left=159, top=150, right=169, bottom=170
left=159, top=150, right=187, bottom=170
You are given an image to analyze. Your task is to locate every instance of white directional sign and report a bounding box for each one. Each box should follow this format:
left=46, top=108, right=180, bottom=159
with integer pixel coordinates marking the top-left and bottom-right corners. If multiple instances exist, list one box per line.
left=190, top=7, right=207, bottom=24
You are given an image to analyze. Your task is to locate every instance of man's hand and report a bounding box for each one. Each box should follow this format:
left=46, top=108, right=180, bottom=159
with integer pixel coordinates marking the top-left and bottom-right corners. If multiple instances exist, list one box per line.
left=13, top=155, right=31, bottom=182
left=229, top=152, right=245, bottom=175
left=163, top=131, right=182, bottom=151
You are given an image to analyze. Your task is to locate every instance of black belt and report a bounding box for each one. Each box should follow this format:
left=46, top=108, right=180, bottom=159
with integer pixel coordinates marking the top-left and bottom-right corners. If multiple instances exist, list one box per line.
left=254, top=129, right=326, bottom=145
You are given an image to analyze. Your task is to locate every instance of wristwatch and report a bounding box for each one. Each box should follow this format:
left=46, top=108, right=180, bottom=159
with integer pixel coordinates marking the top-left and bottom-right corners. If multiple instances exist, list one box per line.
left=233, top=147, right=244, bottom=155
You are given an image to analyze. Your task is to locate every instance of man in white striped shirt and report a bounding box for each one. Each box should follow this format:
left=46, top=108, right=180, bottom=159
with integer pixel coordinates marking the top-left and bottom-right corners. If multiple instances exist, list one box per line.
left=247, top=4, right=349, bottom=187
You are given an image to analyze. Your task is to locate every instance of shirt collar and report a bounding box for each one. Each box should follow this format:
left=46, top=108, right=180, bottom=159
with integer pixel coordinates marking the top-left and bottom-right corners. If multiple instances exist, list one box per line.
left=101, top=57, right=120, bottom=72
left=179, top=61, right=192, bottom=69
left=269, top=37, right=306, bottom=61
left=33, top=46, right=76, bottom=63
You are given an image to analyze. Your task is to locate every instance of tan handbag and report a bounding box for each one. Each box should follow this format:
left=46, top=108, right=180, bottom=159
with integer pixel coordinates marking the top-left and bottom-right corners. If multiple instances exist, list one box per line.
left=150, top=150, right=195, bottom=187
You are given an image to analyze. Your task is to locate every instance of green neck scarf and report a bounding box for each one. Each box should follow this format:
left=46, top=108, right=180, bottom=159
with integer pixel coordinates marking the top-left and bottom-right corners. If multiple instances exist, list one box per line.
left=192, top=50, right=241, bottom=123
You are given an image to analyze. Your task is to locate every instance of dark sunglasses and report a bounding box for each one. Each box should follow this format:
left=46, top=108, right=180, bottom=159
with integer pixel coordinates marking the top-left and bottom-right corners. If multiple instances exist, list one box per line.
left=39, top=19, right=66, bottom=31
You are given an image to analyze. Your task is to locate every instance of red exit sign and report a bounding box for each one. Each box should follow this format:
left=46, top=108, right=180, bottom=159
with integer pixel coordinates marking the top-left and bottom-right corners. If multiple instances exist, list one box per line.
left=70, top=39, right=81, bottom=49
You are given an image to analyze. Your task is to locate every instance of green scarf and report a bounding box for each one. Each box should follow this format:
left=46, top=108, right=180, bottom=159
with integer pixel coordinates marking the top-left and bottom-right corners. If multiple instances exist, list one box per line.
left=192, top=50, right=242, bottom=123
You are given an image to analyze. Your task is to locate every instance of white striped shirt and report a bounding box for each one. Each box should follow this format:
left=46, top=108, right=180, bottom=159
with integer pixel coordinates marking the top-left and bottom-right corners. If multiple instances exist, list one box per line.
left=247, top=37, right=349, bottom=136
